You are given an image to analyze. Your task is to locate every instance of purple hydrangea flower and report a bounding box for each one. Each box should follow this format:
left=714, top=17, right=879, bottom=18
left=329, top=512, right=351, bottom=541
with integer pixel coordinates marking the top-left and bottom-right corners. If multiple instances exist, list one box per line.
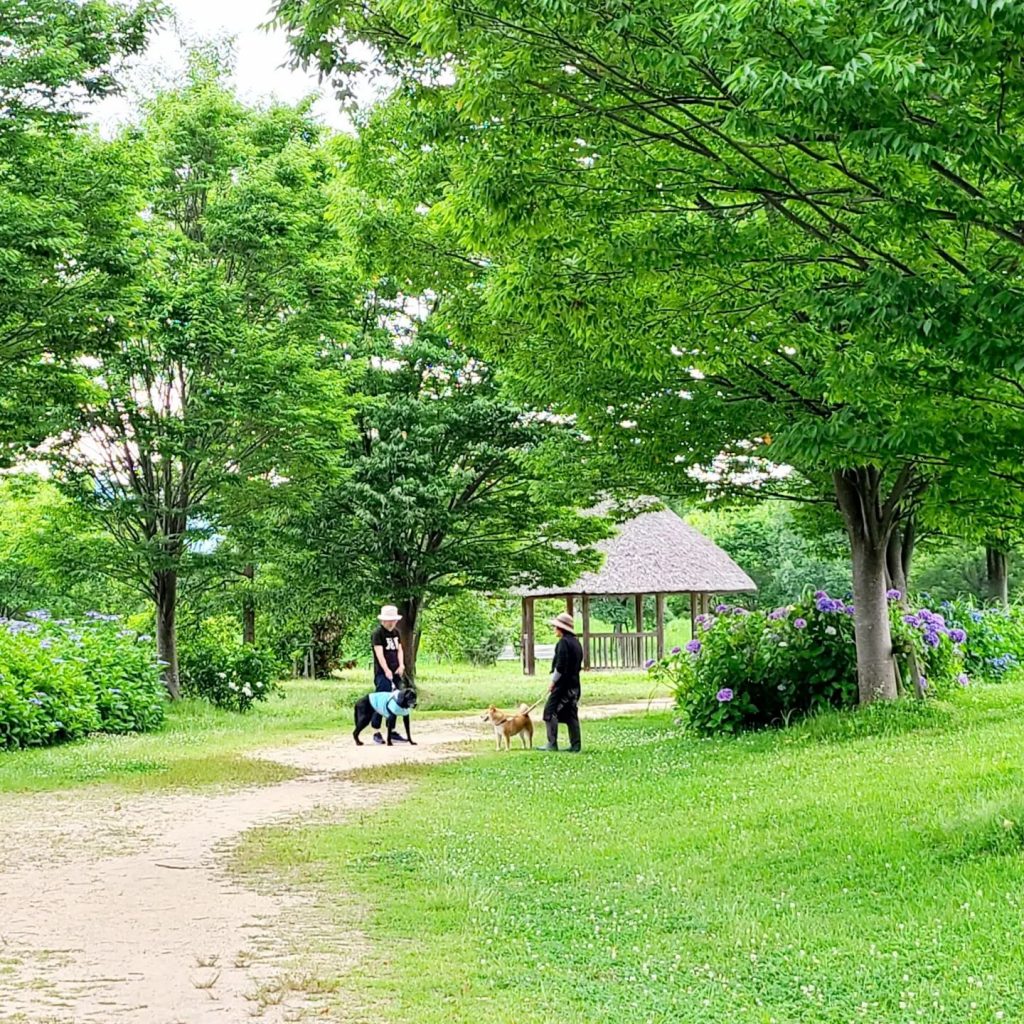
left=886, top=589, right=902, bottom=601
left=958, top=673, right=970, bottom=686
left=768, top=607, right=790, bottom=621
left=793, top=618, right=807, bottom=630
left=919, top=676, right=928, bottom=691
left=948, top=628, right=967, bottom=645
left=670, top=645, right=681, bottom=654
left=715, top=604, right=729, bottom=614
left=716, top=688, right=734, bottom=703
left=923, top=632, right=941, bottom=649
left=685, top=639, right=702, bottom=655
left=644, top=658, right=656, bottom=669
left=814, top=590, right=827, bottom=599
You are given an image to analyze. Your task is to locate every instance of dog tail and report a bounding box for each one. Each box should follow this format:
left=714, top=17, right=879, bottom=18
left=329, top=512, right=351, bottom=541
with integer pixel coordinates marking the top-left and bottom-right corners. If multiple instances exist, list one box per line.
left=517, top=703, right=530, bottom=714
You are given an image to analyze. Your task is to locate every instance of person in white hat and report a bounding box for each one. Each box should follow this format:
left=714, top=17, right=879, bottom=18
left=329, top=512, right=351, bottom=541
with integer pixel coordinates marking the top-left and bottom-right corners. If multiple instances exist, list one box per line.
left=370, top=603, right=407, bottom=745
left=540, top=610, right=583, bottom=753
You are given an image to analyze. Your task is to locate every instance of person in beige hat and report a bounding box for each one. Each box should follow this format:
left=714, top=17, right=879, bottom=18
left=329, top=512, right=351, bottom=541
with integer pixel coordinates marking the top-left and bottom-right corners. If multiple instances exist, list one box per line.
left=370, top=604, right=407, bottom=744
left=540, top=611, right=583, bottom=752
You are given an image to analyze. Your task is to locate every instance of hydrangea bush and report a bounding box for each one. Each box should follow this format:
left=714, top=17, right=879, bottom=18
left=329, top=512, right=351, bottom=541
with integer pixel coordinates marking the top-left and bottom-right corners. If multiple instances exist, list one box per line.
left=940, top=599, right=1024, bottom=682
left=179, top=616, right=281, bottom=712
left=0, top=612, right=166, bottom=750
left=652, top=589, right=967, bottom=735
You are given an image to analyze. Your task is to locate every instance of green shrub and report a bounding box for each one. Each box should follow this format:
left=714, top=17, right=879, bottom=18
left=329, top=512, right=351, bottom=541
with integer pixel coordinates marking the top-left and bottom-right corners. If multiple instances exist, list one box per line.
left=653, top=589, right=965, bottom=735
left=179, top=616, right=281, bottom=712
left=0, top=612, right=165, bottom=750
left=420, top=593, right=513, bottom=666
left=940, top=598, right=1024, bottom=681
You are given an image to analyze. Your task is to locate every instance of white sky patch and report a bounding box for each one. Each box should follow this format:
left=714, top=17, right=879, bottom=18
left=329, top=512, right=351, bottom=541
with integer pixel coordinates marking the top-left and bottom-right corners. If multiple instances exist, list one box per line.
left=90, top=0, right=378, bottom=134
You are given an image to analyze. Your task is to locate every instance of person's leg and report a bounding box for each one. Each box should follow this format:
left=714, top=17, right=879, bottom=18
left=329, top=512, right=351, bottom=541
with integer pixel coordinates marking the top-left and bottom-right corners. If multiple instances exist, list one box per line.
left=372, top=672, right=390, bottom=743
left=564, top=699, right=581, bottom=753
left=540, top=692, right=560, bottom=751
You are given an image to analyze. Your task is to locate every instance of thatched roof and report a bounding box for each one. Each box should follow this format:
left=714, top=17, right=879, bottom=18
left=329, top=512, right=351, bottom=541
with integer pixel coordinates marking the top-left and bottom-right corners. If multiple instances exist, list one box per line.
left=520, top=506, right=756, bottom=598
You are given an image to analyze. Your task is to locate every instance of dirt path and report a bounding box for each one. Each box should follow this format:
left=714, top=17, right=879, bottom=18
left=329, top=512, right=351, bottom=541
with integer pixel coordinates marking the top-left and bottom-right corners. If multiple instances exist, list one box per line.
left=0, top=700, right=669, bottom=1023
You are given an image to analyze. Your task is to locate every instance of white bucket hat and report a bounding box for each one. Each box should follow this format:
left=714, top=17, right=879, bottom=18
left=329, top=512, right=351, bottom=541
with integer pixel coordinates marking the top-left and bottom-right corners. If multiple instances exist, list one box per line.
left=378, top=604, right=402, bottom=622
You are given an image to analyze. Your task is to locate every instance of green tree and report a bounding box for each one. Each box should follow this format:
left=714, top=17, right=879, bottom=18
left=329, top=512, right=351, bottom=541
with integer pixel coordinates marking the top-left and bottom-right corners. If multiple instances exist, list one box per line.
left=0, top=473, right=142, bottom=618
left=304, top=322, right=609, bottom=679
left=0, top=0, right=160, bottom=462
left=50, top=59, right=357, bottom=697
left=276, top=0, right=1024, bottom=702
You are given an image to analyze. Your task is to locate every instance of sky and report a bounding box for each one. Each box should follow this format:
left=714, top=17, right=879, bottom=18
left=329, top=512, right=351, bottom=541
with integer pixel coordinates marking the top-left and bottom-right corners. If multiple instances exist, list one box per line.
left=94, top=0, right=380, bottom=133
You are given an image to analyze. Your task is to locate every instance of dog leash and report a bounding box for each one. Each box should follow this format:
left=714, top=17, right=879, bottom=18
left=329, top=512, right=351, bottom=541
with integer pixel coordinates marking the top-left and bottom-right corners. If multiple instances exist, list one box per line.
left=519, top=692, right=549, bottom=716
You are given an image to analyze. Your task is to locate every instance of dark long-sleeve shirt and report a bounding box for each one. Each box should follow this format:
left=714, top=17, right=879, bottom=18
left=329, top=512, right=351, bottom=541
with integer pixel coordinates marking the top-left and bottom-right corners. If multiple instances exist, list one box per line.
left=550, top=633, right=583, bottom=692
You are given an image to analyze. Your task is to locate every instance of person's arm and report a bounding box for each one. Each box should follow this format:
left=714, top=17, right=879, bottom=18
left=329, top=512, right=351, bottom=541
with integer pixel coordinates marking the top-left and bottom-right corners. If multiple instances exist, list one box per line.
left=373, top=643, right=393, bottom=679
left=550, top=639, right=565, bottom=691
left=397, top=636, right=406, bottom=678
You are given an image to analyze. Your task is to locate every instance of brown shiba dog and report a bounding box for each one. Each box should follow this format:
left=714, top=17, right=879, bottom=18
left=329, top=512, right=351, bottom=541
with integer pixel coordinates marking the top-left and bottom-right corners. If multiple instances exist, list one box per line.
left=482, top=704, right=534, bottom=751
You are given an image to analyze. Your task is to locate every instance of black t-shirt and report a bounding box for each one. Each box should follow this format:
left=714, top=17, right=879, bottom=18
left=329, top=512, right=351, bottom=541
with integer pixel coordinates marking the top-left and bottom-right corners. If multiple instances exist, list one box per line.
left=551, top=633, right=583, bottom=691
left=372, top=625, right=402, bottom=672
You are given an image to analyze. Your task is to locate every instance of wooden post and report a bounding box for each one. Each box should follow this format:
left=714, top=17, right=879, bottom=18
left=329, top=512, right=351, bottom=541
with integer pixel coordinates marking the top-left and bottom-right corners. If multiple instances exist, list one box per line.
left=655, top=593, right=665, bottom=660
left=634, top=593, right=644, bottom=666
left=522, top=598, right=536, bottom=676
left=690, top=592, right=698, bottom=638
left=582, top=594, right=591, bottom=671
left=566, top=595, right=575, bottom=616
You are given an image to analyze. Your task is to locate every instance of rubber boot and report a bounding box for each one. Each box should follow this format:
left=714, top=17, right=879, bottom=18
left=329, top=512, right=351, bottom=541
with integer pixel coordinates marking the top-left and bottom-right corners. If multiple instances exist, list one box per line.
left=565, top=717, right=581, bottom=753
left=537, top=718, right=559, bottom=751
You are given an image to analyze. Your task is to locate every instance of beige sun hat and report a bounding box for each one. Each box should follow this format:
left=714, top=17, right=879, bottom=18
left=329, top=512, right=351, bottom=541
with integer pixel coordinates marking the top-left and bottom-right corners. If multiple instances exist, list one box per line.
left=550, top=611, right=576, bottom=633
left=378, top=604, right=402, bottom=622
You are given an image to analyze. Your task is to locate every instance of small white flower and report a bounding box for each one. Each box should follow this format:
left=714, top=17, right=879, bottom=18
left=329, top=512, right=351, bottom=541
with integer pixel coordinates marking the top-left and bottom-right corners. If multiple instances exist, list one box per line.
left=825, top=626, right=837, bottom=636
left=242, top=685, right=252, bottom=697
left=218, top=672, right=226, bottom=679
left=228, top=682, right=238, bottom=691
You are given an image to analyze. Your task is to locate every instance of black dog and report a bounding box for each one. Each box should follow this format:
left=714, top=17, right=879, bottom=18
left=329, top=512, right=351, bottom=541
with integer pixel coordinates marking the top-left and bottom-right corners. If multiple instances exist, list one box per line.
left=353, top=686, right=418, bottom=746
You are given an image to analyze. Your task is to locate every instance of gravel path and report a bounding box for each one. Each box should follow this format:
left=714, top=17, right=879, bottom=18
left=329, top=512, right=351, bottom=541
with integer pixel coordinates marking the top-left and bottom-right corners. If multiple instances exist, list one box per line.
left=0, top=700, right=669, bottom=1023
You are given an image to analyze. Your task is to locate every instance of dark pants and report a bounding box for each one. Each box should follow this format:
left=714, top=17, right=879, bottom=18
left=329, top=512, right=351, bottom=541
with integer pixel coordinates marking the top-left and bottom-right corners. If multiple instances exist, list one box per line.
left=371, top=670, right=399, bottom=730
left=543, top=688, right=581, bottom=751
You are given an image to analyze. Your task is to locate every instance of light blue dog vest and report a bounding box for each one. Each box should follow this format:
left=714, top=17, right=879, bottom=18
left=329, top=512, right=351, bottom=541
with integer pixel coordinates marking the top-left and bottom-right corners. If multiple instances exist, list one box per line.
left=369, top=691, right=411, bottom=718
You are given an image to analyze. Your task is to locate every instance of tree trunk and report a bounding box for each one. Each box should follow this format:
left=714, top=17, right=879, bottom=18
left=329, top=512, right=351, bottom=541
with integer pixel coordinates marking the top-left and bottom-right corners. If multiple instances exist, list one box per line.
left=398, top=597, right=421, bottom=681
left=986, top=546, right=1009, bottom=607
left=154, top=570, right=180, bottom=700
left=834, top=469, right=900, bottom=704
left=884, top=516, right=916, bottom=598
left=242, top=563, right=256, bottom=645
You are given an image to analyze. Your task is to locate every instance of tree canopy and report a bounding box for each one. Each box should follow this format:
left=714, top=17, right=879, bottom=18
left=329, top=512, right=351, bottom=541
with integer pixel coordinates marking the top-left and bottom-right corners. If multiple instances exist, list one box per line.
left=275, top=0, right=1024, bottom=699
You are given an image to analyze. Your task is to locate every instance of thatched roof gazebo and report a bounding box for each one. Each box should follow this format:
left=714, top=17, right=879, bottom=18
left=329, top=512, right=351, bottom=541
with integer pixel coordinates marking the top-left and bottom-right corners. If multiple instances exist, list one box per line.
left=518, top=506, right=756, bottom=674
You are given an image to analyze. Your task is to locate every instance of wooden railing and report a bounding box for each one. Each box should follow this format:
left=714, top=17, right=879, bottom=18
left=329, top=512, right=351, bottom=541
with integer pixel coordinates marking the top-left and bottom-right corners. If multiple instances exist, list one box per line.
left=587, top=631, right=659, bottom=670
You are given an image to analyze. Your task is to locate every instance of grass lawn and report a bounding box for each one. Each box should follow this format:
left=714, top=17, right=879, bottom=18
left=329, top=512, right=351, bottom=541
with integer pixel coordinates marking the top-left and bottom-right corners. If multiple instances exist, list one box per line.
left=0, top=663, right=661, bottom=794
left=236, top=682, right=1024, bottom=1024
